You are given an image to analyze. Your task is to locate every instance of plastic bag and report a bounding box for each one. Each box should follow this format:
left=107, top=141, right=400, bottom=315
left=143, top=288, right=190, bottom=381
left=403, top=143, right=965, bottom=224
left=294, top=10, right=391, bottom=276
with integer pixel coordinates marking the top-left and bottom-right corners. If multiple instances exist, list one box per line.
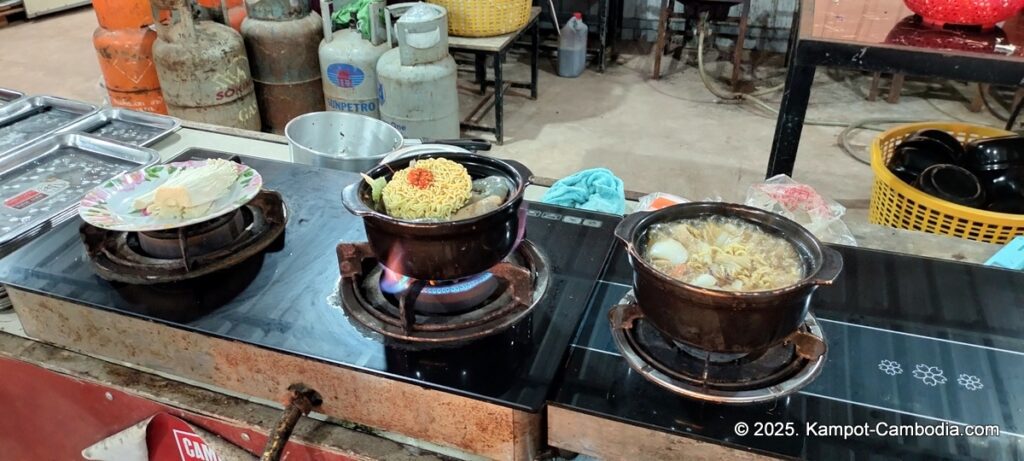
left=744, top=175, right=858, bottom=246
left=636, top=192, right=689, bottom=211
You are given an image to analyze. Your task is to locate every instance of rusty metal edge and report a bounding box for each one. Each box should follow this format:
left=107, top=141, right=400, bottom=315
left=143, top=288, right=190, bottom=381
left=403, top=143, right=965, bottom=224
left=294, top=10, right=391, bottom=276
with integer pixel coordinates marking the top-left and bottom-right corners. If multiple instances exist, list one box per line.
left=546, top=405, right=777, bottom=461
left=0, top=330, right=447, bottom=461
left=7, top=287, right=540, bottom=461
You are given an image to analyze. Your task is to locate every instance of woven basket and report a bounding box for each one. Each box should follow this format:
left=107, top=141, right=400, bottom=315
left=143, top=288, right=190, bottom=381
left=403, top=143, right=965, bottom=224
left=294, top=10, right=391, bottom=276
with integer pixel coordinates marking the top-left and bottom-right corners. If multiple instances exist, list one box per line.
left=869, top=122, right=1024, bottom=244
left=429, top=0, right=531, bottom=37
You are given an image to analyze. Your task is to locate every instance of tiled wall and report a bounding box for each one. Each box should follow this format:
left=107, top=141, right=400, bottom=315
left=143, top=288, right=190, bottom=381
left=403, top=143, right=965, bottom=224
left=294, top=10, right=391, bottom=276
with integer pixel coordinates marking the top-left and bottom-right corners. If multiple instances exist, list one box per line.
left=547, top=0, right=797, bottom=51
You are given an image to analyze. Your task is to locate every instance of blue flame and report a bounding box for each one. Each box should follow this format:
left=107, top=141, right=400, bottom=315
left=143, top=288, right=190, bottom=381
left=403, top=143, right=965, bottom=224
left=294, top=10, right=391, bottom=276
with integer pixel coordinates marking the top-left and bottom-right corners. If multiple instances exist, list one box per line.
left=379, top=267, right=495, bottom=297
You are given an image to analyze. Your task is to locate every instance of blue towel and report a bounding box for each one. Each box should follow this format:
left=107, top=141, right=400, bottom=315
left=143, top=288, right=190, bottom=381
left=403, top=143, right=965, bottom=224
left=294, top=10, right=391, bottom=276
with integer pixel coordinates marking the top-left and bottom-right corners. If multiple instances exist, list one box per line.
left=541, top=168, right=626, bottom=215
left=985, top=236, right=1024, bottom=270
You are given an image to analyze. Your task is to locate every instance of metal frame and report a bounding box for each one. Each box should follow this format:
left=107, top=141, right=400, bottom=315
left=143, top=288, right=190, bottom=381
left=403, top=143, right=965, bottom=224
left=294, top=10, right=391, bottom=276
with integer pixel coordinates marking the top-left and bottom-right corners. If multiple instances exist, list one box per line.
left=453, top=13, right=541, bottom=145
left=652, top=0, right=751, bottom=90
left=766, top=0, right=1024, bottom=178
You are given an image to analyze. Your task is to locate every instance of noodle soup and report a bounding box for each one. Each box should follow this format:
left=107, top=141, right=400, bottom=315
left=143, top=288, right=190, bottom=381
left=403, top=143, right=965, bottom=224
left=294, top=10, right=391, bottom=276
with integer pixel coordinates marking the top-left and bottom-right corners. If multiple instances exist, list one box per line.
left=643, top=216, right=804, bottom=291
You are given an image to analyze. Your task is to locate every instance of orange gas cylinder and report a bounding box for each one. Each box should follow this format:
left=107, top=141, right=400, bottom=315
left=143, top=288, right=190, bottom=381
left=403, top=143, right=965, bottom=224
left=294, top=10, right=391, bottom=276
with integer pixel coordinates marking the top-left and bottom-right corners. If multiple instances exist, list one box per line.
left=225, top=0, right=246, bottom=31
left=91, top=0, right=167, bottom=114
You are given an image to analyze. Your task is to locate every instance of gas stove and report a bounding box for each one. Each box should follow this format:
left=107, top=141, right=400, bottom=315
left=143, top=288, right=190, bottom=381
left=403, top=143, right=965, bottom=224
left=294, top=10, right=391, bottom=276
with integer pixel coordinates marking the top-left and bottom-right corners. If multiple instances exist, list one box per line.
left=0, top=150, right=618, bottom=460
left=550, top=245, right=1024, bottom=459
left=607, top=299, right=826, bottom=404
left=337, top=240, right=548, bottom=344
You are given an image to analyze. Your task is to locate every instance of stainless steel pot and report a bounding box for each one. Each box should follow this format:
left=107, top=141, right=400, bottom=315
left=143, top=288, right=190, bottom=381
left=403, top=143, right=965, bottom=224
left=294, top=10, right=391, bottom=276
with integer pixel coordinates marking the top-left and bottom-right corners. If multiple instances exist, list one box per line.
left=285, top=112, right=489, bottom=172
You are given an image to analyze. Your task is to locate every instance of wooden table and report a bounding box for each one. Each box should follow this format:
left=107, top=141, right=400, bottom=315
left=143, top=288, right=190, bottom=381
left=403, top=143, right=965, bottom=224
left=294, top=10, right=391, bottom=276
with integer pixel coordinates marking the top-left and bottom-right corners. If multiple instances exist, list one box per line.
left=449, top=7, right=542, bottom=144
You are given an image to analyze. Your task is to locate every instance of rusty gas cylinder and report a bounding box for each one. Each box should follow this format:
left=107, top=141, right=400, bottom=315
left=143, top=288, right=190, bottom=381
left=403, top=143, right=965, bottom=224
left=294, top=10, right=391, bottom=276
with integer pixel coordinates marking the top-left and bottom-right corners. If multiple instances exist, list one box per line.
left=241, top=0, right=324, bottom=134
left=92, top=0, right=167, bottom=114
left=151, top=0, right=260, bottom=130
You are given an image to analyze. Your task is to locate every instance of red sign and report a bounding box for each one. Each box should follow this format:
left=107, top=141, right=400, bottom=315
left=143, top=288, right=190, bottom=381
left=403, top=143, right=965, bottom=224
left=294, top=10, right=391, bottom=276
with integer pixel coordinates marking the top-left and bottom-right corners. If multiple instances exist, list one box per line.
left=147, top=413, right=221, bottom=461
left=172, top=429, right=221, bottom=461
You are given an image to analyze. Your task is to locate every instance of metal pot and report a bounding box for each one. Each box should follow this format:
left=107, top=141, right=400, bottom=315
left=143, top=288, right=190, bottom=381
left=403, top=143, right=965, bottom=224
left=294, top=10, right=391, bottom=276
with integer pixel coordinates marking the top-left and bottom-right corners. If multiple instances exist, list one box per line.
left=341, top=152, right=532, bottom=281
left=614, top=202, right=843, bottom=353
left=285, top=111, right=489, bottom=172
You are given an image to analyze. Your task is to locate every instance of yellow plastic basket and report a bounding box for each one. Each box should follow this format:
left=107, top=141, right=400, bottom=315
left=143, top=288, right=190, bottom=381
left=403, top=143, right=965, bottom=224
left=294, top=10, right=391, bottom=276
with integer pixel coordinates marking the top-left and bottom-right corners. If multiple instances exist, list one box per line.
left=430, top=0, right=531, bottom=37
left=869, top=122, right=1024, bottom=244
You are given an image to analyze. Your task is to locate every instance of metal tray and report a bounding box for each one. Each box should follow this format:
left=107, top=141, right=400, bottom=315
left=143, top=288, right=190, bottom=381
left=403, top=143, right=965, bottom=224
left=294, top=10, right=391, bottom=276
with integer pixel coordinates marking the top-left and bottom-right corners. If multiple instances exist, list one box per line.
left=55, top=108, right=181, bottom=147
left=0, top=95, right=98, bottom=155
left=0, top=88, right=23, bottom=106
left=0, top=132, right=159, bottom=247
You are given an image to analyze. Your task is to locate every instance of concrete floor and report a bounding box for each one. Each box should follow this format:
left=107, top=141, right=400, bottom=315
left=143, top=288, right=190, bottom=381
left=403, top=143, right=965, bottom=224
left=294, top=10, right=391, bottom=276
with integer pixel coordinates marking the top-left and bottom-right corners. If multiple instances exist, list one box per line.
left=0, top=6, right=1005, bottom=221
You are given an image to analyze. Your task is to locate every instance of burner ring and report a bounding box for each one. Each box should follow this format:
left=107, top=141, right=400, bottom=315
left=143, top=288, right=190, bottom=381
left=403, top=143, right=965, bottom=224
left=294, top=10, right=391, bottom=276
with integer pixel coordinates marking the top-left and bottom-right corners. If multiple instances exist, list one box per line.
left=337, top=240, right=550, bottom=344
left=609, top=300, right=826, bottom=404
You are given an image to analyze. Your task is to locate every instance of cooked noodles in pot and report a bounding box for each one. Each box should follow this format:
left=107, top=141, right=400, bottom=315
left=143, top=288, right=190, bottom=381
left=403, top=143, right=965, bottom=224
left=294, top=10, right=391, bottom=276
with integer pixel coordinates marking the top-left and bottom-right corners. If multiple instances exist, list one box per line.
left=643, top=216, right=804, bottom=291
left=362, top=157, right=513, bottom=222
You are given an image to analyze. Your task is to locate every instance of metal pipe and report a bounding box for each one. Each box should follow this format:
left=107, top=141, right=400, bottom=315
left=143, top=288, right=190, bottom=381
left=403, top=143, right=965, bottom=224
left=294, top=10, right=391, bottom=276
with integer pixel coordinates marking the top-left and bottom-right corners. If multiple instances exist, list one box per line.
left=260, top=383, right=323, bottom=461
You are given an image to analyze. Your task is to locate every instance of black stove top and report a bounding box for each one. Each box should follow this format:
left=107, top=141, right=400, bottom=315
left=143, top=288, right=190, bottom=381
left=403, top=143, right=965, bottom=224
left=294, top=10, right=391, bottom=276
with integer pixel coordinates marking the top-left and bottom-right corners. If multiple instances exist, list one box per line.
left=0, top=151, right=617, bottom=412
left=554, top=246, right=1024, bottom=459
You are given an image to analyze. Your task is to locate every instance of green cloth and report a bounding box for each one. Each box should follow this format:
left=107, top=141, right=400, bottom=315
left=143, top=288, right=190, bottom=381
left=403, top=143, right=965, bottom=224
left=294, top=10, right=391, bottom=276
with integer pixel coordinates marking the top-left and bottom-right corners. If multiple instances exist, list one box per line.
left=331, top=0, right=373, bottom=40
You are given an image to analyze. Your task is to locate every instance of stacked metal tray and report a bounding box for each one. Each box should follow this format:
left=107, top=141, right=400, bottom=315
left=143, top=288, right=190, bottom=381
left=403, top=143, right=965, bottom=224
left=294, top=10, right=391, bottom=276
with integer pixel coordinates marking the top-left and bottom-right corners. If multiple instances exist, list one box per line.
left=0, top=96, right=98, bottom=155
left=0, top=133, right=159, bottom=253
left=0, top=88, right=23, bottom=106
left=55, top=108, right=180, bottom=148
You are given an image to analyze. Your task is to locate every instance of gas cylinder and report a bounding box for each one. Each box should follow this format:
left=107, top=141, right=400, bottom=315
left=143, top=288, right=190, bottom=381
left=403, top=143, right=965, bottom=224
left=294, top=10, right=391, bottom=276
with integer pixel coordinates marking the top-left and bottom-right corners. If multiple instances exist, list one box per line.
left=92, top=0, right=167, bottom=114
left=222, top=0, right=246, bottom=31
left=241, top=0, right=325, bottom=134
left=151, top=0, right=261, bottom=130
left=318, top=0, right=388, bottom=117
left=376, top=3, right=459, bottom=139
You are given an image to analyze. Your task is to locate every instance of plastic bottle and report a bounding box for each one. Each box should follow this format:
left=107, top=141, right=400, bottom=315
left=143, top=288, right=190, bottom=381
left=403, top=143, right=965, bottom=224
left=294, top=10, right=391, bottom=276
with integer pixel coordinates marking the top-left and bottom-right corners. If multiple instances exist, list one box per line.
left=558, top=13, right=588, bottom=78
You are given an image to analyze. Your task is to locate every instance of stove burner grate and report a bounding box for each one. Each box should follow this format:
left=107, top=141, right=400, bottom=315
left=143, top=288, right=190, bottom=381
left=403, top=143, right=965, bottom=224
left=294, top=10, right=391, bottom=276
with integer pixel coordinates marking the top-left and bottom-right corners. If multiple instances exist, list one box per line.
left=80, top=190, right=287, bottom=284
left=609, top=296, right=826, bottom=404
left=336, top=241, right=550, bottom=344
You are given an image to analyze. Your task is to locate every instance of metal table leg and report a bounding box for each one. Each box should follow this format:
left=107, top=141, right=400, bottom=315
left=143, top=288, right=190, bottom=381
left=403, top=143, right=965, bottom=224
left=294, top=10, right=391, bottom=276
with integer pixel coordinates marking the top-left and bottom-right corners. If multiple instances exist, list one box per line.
left=475, top=53, right=487, bottom=95
left=766, top=63, right=816, bottom=178
left=531, top=19, right=539, bottom=100
left=730, top=0, right=751, bottom=90
left=598, top=0, right=609, bottom=72
left=494, top=51, right=505, bottom=144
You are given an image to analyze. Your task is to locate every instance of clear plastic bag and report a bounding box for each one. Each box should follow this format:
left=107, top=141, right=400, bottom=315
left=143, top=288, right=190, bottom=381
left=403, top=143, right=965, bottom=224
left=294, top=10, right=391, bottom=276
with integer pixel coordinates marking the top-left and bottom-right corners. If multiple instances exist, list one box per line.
left=744, top=175, right=858, bottom=246
left=636, top=192, right=689, bottom=211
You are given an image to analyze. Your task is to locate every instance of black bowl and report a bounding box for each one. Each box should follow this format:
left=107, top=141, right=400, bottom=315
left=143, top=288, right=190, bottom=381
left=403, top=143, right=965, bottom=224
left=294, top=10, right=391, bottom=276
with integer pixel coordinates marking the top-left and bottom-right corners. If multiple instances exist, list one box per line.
left=912, top=129, right=965, bottom=162
left=889, top=145, right=956, bottom=183
left=913, top=164, right=986, bottom=208
left=984, top=170, right=1024, bottom=215
left=963, top=135, right=1024, bottom=173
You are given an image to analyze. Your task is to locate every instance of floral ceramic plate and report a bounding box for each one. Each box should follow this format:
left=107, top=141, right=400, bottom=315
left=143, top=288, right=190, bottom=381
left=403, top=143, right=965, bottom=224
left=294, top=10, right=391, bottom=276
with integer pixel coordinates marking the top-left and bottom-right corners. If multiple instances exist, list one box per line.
left=79, top=159, right=262, bottom=232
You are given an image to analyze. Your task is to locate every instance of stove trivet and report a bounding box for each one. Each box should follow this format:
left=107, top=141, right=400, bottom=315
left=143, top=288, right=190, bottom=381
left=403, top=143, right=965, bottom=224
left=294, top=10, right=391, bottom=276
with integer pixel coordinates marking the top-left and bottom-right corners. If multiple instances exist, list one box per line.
left=336, top=240, right=550, bottom=344
left=609, top=297, right=826, bottom=404
left=80, top=190, right=287, bottom=284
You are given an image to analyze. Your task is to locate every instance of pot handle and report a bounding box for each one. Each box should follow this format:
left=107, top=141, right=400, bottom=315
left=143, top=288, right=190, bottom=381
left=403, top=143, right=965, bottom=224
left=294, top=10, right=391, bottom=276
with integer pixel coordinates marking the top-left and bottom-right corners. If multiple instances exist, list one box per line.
left=341, top=182, right=374, bottom=217
left=418, top=138, right=492, bottom=152
left=501, top=158, right=534, bottom=184
left=614, top=211, right=651, bottom=246
left=813, top=246, right=844, bottom=285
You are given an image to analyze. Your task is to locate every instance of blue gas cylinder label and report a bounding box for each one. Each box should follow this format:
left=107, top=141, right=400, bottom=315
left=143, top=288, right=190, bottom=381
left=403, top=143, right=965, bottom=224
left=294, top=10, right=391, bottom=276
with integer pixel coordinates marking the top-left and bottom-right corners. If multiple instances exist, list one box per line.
left=327, top=98, right=377, bottom=113
left=327, top=64, right=365, bottom=88
left=377, top=83, right=386, bottom=106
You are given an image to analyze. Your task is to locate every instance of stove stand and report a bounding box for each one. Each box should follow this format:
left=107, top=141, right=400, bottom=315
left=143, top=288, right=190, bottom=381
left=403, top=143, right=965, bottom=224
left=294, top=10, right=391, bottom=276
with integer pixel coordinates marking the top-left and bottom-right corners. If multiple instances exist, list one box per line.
left=337, top=240, right=550, bottom=344
left=609, top=299, right=826, bottom=404
left=80, top=190, right=287, bottom=284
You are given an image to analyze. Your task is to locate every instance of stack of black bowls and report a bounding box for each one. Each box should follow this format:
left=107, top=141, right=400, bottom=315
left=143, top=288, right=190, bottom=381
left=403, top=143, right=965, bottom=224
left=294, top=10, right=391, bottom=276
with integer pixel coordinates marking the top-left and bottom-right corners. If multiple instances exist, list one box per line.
left=888, top=130, right=1024, bottom=214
